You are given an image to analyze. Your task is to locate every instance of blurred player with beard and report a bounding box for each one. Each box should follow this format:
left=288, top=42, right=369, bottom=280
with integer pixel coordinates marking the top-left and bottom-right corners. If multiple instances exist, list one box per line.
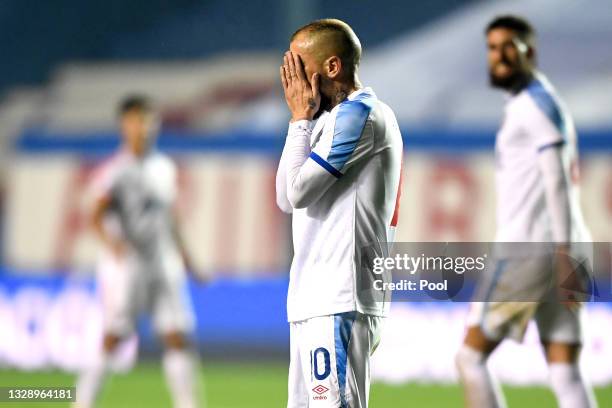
left=455, top=16, right=596, bottom=408
left=75, top=95, right=200, bottom=408
left=276, top=19, right=403, bottom=408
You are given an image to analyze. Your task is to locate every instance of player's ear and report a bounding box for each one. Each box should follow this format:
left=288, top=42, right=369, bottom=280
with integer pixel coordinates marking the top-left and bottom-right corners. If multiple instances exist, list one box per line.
left=325, top=56, right=342, bottom=79
left=526, top=46, right=536, bottom=63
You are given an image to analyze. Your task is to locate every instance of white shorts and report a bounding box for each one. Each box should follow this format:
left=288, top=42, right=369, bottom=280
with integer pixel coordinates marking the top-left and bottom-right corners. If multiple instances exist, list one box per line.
left=467, top=256, right=585, bottom=343
left=97, top=250, right=195, bottom=337
left=288, top=312, right=383, bottom=408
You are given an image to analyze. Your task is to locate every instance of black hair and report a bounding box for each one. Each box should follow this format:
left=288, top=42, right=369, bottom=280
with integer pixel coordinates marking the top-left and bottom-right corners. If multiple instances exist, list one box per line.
left=486, top=15, right=535, bottom=45
left=117, top=94, right=153, bottom=116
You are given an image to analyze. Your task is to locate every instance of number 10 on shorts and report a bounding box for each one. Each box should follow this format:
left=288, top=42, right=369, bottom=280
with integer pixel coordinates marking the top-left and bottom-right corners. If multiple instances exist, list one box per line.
left=311, top=347, right=331, bottom=381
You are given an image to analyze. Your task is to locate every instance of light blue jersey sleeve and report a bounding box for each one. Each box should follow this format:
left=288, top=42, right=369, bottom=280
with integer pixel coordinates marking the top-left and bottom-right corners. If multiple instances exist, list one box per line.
left=526, top=79, right=567, bottom=152
left=525, top=78, right=572, bottom=242
left=282, top=99, right=374, bottom=209
left=310, top=99, right=374, bottom=178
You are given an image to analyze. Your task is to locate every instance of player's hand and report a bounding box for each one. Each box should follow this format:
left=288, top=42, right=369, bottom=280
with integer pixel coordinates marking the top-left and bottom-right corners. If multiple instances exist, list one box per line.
left=280, top=51, right=320, bottom=122
left=182, top=256, right=208, bottom=284
left=107, top=238, right=127, bottom=259
left=185, top=263, right=208, bottom=284
left=188, top=269, right=209, bottom=285
left=554, top=248, right=584, bottom=311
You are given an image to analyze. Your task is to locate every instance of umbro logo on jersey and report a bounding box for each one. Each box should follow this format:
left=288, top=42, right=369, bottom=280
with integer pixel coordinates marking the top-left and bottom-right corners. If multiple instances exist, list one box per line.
left=312, top=385, right=329, bottom=395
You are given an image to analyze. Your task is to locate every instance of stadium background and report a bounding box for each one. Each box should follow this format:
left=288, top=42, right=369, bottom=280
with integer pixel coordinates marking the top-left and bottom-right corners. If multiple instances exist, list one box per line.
left=1, top=0, right=611, bottom=406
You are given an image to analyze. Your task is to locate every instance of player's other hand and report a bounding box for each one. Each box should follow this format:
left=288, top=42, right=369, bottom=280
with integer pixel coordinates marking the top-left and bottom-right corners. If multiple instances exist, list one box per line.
left=182, top=257, right=209, bottom=284
left=280, top=51, right=320, bottom=122
left=107, top=238, right=127, bottom=259
left=189, top=270, right=210, bottom=285
left=554, top=248, right=587, bottom=311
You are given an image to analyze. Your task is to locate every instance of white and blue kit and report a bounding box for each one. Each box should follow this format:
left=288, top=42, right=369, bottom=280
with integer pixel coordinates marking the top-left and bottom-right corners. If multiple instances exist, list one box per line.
left=276, top=87, right=403, bottom=407
left=91, top=150, right=194, bottom=337
left=467, top=73, right=592, bottom=343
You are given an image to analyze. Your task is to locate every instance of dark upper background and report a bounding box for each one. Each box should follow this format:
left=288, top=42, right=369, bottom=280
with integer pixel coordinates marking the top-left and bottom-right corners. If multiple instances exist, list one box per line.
left=0, top=0, right=475, bottom=97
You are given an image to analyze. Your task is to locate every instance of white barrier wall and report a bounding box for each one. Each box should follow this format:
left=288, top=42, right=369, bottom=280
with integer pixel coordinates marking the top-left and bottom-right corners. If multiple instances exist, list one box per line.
left=5, top=154, right=290, bottom=274
left=5, top=153, right=611, bottom=273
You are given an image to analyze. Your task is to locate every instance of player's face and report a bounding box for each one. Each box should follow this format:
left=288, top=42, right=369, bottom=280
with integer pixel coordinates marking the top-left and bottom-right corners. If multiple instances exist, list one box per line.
left=486, top=28, right=530, bottom=90
left=120, top=109, right=157, bottom=156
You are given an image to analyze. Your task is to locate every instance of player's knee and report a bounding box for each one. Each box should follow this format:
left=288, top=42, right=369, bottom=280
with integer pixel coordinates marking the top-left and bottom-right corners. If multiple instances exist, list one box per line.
left=102, top=334, right=122, bottom=353
left=162, top=331, right=189, bottom=349
left=543, top=341, right=581, bottom=364
left=463, top=326, right=500, bottom=354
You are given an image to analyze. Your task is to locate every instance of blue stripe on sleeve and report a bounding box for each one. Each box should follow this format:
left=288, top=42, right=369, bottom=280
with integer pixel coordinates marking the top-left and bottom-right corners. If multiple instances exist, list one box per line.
left=326, top=101, right=371, bottom=171
left=334, top=312, right=356, bottom=408
left=537, top=140, right=566, bottom=153
left=309, top=151, right=343, bottom=178
left=526, top=79, right=566, bottom=137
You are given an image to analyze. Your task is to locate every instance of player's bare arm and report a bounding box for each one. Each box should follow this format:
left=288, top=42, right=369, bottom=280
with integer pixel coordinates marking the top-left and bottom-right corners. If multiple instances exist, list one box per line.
left=171, top=212, right=204, bottom=283
left=90, top=195, right=126, bottom=259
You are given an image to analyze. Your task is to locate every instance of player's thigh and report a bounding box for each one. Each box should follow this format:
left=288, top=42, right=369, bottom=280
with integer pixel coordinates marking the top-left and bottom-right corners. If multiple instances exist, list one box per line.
left=151, top=264, right=195, bottom=335
left=535, top=301, right=583, bottom=346
left=469, top=257, right=552, bottom=342
left=470, top=300, right=541, bottom=342
left=345, top=314, right=383, bottom=408
left=288, top=322, right=310, bottom=408
left=97, top=253, right=142, bottom=336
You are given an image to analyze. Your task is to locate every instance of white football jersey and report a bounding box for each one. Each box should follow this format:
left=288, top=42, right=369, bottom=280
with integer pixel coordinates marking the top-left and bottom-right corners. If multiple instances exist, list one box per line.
left=276, top=87, right=403, bottom=322
left=90, top=149, right=180, bottom=258
left=495, top=73, right=591, bottom=245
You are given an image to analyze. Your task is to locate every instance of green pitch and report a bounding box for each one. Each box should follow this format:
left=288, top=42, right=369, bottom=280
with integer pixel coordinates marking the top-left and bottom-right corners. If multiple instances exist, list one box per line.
left=1, top=362, right=610, bottom=407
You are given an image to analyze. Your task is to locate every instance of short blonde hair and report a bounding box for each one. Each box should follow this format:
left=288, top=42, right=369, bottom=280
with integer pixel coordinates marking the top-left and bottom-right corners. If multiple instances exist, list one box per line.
left=291, top=18, right=362, bottom=76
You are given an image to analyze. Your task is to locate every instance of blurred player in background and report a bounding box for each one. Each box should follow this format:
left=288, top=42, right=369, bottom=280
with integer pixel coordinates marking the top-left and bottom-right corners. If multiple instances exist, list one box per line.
left=455, top=16, right=597, bottom=408
left=277, top=19, right=403, bottom=408
left=75, top=96, right=200, bottom=408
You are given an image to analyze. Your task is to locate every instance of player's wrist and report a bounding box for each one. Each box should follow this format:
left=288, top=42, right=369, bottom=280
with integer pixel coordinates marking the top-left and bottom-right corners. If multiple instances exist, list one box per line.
left=288, top=119, right=313, bottom=134
left=104, top=237, right=126, bottom=253
left=290, top=114, right=313, bottom=123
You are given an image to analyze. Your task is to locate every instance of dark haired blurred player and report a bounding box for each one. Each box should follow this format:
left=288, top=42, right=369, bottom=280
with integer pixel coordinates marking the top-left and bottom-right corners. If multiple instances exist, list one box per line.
left=455, top=16, right=596, bottom=408
left=75, top=96, right=200, bottom=408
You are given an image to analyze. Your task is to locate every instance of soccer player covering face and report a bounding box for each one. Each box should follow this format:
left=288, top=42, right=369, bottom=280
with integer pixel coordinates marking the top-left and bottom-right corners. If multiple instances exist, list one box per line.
left=75, top=96, right=200, bottom=408
left=455, top=16, right=597, bottom=408
left=276, top=19, right=403, bottom=408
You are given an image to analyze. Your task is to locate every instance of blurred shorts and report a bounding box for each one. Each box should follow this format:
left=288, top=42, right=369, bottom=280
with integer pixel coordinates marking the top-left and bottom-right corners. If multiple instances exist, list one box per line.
left=466, top=255, right=587, bottom=343
left=96, top=249, right=195, bottom=337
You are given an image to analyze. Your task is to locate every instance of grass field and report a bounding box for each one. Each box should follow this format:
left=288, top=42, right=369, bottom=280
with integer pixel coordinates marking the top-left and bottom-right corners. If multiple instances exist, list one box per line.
left=1, top=362, right=611, bottom=407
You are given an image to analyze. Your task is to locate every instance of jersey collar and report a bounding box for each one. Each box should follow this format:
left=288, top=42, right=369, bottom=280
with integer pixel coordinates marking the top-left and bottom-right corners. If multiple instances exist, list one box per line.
left=347, top=87, right=376, bottom=101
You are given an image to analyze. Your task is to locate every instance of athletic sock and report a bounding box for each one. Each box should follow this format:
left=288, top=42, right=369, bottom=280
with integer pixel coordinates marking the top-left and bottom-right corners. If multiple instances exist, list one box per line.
left=549, top=362, right=597, bottom=408
left=74, top=353, right=110, bottom=408
left=162, top=349, right=199, bottom=408
left=455, top=345, right=507, bottom=408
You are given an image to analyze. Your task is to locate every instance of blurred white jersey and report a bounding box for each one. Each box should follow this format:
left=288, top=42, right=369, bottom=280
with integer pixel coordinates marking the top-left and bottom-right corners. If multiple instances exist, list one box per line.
left=494, top=74, right=591, bottom=244
left=277, top=88, right=403, bottom=322
left=91, top=149, right=180, bottom=258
